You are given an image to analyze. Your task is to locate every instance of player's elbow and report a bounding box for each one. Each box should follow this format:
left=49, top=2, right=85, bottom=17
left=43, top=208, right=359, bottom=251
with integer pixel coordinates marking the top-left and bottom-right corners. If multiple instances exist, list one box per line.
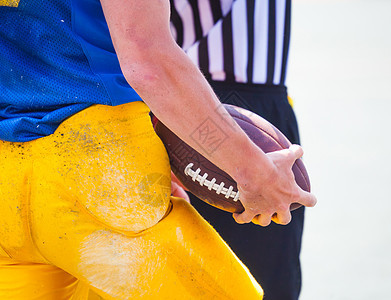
left=119, top=41, right=176, bottom=95
left=120, top=54, right=164, bottom=94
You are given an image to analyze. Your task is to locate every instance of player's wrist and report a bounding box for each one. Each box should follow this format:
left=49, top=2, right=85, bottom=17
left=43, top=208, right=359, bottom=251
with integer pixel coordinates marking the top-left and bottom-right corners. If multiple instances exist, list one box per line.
left=231, top=145, right=276, bottom=191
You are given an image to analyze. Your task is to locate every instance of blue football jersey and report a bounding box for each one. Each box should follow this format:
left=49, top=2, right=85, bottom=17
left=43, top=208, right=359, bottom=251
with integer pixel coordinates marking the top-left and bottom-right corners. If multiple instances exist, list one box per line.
left=0, top=0, right=142, bottom=142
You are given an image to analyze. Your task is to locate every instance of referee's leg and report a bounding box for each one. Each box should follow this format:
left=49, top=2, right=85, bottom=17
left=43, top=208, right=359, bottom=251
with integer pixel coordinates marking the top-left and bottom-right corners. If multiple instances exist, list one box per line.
left=191, top=197, right=304, bottom=300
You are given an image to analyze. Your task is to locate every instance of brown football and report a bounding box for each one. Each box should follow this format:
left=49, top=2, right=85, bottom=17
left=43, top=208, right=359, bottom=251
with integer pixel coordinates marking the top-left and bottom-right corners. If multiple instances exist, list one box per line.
left=154, top=104, right=310, bottom=213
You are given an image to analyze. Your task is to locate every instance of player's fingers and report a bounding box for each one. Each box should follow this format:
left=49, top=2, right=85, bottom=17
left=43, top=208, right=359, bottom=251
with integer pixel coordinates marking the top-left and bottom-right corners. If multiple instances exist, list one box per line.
left=251, top=215, right=277, bottom=226
left=255, top=214, right=273, bottom=227
left=298, top=189, right=317, bottom=208
left=271, top=213, right=279, bottom=223
left=171, top=171, right=188, bottom=191
left=171, top=182, right=190, bottom=203
left=252, top=214, right=277, bottom=227
left=272, top=210, right=292, bottom=225
left=251, top=216, right=259, bottom=225
left=233, top=210, right=256, bottom=224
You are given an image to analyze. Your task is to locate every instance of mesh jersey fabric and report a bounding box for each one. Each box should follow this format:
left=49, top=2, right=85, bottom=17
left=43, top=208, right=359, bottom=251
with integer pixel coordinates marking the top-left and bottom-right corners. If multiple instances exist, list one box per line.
left=0, top=0, right=142, bottom=142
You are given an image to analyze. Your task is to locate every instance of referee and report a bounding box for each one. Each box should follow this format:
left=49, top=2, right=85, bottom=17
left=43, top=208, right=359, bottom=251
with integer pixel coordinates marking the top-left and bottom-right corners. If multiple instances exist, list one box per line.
left=171, top=1, right=304, bottom=299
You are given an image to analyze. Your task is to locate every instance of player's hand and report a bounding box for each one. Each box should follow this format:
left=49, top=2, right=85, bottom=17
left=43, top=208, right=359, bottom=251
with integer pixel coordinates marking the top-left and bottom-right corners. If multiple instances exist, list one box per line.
left=171, top=171, right=190, bottom=203
left=233, top=145, right=317, bottom=227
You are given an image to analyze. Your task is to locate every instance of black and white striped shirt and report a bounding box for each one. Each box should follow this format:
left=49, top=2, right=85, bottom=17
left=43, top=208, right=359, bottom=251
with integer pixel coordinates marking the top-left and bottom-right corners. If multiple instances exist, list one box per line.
left=170, top=0, right=291, bottom=86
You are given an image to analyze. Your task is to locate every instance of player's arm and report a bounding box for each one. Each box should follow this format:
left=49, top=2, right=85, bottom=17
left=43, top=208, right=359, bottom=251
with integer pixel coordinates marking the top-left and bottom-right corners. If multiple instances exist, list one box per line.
left=99, top=0, right=316, bottom=226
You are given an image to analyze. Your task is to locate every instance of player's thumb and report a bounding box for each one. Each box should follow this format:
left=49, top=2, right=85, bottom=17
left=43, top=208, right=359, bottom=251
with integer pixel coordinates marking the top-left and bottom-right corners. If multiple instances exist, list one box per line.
left=289, top=144, right=304, bottom=161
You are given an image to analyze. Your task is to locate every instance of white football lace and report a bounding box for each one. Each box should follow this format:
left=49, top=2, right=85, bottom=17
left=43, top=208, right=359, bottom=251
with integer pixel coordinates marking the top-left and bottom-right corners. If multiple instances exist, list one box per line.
left=184, top=163, right=240, bottom=202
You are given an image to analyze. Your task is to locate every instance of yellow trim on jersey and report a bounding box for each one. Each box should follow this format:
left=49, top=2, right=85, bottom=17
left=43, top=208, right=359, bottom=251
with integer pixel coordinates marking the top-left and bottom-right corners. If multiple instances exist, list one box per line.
left=0, top=0, right=20, bottom=7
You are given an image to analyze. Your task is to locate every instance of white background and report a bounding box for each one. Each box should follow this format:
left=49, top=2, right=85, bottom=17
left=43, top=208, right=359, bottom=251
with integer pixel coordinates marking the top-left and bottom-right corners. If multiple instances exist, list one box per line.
left=287, top=0, right=391, bottom=299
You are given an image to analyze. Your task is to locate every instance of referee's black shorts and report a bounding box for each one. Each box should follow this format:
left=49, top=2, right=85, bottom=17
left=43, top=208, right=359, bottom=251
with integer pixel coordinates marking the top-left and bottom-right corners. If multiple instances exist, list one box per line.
left=190, top=80, right=305, bottom=300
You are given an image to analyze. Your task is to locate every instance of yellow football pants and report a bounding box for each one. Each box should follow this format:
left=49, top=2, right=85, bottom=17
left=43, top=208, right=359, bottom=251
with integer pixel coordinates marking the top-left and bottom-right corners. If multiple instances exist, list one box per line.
left=0, top=101, right=263, bottom=299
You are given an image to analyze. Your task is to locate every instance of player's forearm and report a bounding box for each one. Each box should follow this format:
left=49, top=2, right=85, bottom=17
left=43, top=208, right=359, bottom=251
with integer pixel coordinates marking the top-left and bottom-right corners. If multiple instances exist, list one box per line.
left=120, top=43, right=275, bottom=186
left=99, top=0, right=274, bottom=187
left=100, top=0, right=274, bottom=187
